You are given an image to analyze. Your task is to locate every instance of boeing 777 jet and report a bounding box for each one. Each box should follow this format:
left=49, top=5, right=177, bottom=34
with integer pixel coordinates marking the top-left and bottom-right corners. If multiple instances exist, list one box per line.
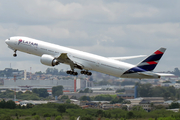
left=5, top=36, right=172, bottom=79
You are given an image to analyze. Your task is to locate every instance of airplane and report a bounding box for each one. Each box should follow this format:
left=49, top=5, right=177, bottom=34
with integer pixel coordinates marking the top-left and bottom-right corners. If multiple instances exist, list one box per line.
left=5, top=36, right=173, bottom=79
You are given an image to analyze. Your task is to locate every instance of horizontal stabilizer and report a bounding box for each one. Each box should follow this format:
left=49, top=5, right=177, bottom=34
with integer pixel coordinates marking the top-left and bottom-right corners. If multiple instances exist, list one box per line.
left=138, top=72, right=160, bottom=78
left=155, top=73, right=175, bottom=77
left=109, top=55, right=146, bottom=61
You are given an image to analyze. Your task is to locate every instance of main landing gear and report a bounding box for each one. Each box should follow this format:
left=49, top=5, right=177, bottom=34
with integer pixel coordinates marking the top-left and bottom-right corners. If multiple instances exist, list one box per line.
left=81, top=71, right=92, bottom=76
left=67, top=61, right=92, bottom=76
left=66, top=70, right=92, bottom=76
left=66, top=70, right=78, bottom=76
left=13, top=50, right=17, bottom=57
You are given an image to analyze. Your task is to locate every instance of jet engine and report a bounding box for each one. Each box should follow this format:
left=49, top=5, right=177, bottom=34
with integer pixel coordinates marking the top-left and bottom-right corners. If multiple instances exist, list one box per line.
left=40, top=54, right=59, bottom=66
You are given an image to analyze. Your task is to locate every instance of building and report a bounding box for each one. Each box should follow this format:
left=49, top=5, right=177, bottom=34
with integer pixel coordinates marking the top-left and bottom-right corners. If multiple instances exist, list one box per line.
left=117, top=85, right=137, bottom=99
left=2, top=79, right=75, bottom=92
left=139, top=99, right=152, bottom=112
left=127, top=97, right=166, bottom=112
left=76, top=79, right=86, bottom=90
left=126, top=98, right=144, bottom=105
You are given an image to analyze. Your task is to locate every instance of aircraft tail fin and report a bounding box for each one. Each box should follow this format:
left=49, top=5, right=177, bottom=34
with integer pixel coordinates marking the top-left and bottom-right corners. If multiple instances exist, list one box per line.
left=136, top=47, right=166, bottom=71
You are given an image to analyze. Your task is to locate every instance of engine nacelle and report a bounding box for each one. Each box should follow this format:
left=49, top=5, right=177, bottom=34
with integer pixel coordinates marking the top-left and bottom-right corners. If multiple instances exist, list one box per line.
left=40, top=54, right=59, bottom=66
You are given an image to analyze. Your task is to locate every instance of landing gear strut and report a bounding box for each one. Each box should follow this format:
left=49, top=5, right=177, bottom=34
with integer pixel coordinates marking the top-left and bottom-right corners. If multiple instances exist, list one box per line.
left=81, top=71, right=92, bottom=76
left=13, top=50, right=17, bottom=57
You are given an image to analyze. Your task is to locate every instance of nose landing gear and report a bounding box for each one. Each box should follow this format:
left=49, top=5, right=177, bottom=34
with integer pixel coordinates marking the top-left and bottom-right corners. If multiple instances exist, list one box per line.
left=13, top=50, right=17, bottom=57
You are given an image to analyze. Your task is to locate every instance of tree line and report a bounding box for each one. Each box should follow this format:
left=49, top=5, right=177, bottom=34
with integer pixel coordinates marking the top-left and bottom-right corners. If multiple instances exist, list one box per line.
left=0, top=85, right=64, bottom=100
left=0, top=68, right=69, bottom=77
left=137, top=83, right=180, bottom=100
left=79, top=94, right=124, bottom=104
left=0, top=99, right=34, bottom=109
left=0, top=68, right=21, bottom=77
left=36, top=68, right=68, bottom=76
left=0, top=101, right=180, bottom=120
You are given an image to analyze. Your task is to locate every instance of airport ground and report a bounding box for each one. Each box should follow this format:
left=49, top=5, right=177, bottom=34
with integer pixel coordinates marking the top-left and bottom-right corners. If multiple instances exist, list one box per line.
left=0, top=102, right=180, bottom=120
left=1, top=68, right=180, bottom=120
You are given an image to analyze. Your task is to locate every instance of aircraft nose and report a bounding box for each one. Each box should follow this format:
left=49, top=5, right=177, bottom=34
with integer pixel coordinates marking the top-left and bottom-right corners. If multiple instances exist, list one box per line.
left=5, top=39, right=10, bottom=44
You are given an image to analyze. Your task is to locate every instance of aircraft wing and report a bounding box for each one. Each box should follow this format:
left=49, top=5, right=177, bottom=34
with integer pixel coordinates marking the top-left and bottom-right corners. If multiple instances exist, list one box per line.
left=57, top=53, right=70, bottom=61
left=108, top=55, right=146, bottom=61
left=56, top=53, right=83, bottom=70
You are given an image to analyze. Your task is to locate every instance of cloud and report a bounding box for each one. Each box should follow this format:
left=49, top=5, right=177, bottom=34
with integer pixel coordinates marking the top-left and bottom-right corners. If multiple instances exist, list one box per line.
left=69, top=44, right=126, bottom=57
left=0, top=0, right=180, bottom=25
left=20, top=0, right=84, bottom=20
left=131, top=7, right=159, bottom=18
left=16, top=26, right=70, bottom=39
left=0, top=0, right=180, bottom=72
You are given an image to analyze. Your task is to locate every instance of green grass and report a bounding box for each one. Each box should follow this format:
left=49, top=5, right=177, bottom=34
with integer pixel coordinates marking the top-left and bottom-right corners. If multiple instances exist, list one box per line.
left=0, top=103, right=180, bottom=120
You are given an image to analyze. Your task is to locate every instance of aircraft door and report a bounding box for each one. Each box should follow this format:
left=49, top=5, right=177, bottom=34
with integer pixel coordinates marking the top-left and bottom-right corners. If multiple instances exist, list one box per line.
left=14, top=38, right=18, bottom=45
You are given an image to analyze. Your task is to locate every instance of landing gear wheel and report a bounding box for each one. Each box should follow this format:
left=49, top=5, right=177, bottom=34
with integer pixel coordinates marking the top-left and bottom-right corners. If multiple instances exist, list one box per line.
left=81, top=71, right=85, bottom=74
left=66, top=71, right=71, bottom=74
left=70, top=71, right=73, bottom=75
left=73, top=72, right=78, bottom=76
left=66, top=70, right=78, bottom=76
left=13, top=54, right=17, bottom=57
left=87, top=72, right=92, bottom=76
left=81, top=70, right=92, bottom=76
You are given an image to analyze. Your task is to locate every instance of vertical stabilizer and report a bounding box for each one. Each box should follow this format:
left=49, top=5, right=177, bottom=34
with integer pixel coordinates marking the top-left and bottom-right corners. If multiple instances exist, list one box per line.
left=137, top=47, right=166, bottom=71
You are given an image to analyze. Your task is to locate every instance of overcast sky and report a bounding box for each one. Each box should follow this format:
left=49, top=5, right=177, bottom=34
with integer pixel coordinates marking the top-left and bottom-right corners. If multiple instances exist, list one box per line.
left=0, top=0, right=180, bottom=73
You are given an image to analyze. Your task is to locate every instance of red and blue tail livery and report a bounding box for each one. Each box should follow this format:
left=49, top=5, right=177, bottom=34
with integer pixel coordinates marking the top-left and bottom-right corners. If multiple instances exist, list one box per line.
left=123, top=48, right=166, bottom=76
left=137, top=48, right=166, bottom=71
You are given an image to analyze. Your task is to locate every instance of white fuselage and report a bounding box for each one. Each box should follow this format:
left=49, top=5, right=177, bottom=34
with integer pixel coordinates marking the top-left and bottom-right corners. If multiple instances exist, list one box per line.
left=5, top=36, right=158, bottom=78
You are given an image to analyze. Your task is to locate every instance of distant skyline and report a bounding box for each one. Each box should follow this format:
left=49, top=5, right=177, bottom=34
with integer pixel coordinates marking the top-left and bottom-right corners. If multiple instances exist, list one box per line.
left=0, top=0, right=180, bottom=73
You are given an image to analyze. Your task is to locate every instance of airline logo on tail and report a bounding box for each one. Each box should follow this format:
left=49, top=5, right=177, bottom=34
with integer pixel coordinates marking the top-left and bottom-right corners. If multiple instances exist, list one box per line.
left=137, top=48, right=166, bottom=71
left=124, top=48, right=166, bottom=74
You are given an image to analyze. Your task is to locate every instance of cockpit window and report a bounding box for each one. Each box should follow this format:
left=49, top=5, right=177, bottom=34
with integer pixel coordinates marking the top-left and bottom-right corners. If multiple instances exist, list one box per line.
left=8, top=38, right=10, bottom=40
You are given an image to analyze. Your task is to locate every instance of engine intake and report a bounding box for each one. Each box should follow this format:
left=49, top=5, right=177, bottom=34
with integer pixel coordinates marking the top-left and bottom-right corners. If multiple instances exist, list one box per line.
left=40, top=54, right=59, bottom=66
